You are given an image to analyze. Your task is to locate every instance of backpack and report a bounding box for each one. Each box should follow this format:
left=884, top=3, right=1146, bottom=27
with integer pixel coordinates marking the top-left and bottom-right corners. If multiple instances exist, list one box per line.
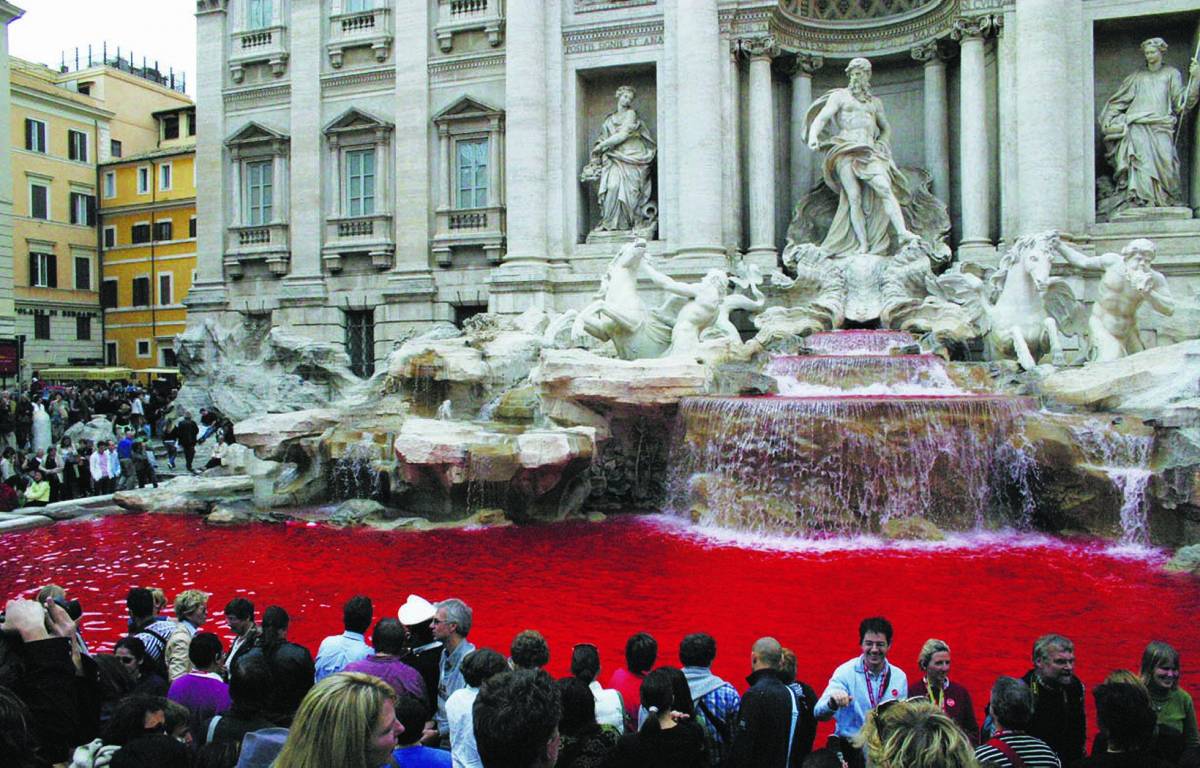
left=693, top=695, right=734, bottom=768
left=138, top=624, right=172, bottom=680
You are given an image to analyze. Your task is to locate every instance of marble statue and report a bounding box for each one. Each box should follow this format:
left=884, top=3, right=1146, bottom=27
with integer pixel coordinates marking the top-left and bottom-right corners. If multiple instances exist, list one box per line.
left=573, top=238, right=673, bottom=360
left=1053, top=235, right=1175, bottom=362
left=1099, top=38, right=1199, bottom=214
left=959, top=231, right=1084, bottom=371
left=641, top=264, right=729, bottom=357
left=806, top=57, right=918, bottom=256
left=581, top=85, right=658, bottom=238
left=707, top=265, right=766, bottom=344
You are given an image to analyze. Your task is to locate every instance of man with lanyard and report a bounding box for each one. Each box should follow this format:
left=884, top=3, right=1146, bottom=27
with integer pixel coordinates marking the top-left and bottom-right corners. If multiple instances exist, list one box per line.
left=975, top=676, right=1062, bottom=767
left=1020, top=634, right=1085, bottom=764
left=433, top=597, right=476, bottom=747
left=814, top=616, right=908, bottom=768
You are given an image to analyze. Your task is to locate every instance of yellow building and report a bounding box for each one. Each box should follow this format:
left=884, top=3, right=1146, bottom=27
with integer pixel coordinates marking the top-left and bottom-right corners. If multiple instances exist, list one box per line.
left=99, top=105, right=195, bottom=369
left=10, top=57, right=111, bottom=373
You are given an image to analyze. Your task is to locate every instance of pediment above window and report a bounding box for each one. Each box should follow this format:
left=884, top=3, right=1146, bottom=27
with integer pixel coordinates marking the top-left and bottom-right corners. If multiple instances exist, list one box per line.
left=225, top=121, right=290, bottom=149
left=433, top=96, right=504, bottom=127
left=323, top=107, right=394, bottom=138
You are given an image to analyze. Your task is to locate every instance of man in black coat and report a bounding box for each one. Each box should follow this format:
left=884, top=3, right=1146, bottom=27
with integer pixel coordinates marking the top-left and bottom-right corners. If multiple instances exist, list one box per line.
left=730, top=637, right=815, bottom=768
left=1021, top=633, right=1086, bottom=764
left=173, top=413, right=200, bottom=474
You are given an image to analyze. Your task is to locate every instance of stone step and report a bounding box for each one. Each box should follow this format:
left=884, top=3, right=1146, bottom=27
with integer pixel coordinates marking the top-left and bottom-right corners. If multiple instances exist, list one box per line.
left=0, top=513, right=53, bottom=531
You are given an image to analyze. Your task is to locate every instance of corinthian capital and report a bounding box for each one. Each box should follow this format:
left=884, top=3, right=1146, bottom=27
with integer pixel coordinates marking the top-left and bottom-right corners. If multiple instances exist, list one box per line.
left=911, top=40, right=953, bottom=63
left=737, top=36, right=780, bottom=60
left=786, top=53, right=824, bottom=77
left=951, top=14, right=1002, bottom=42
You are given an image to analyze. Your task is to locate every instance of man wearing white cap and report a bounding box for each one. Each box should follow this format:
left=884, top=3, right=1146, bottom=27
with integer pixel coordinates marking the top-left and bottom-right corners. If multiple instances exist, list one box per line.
left=398, top=594, right=443, bottom=715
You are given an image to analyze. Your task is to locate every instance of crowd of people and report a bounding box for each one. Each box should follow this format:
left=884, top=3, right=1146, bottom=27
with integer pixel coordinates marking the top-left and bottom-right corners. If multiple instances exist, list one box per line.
left=0, top=380, right=234, bottom=509
left=1, top=585, right=1196, bottom=768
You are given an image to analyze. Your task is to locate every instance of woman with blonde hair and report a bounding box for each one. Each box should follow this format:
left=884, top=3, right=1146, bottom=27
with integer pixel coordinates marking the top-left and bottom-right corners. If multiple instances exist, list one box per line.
left=1140, top=641, right=1199, bottom=762
left=273, top=672, right=402, bottom=768
left=857, top=699, right=978, bottom=768
left=909, top=638, right=978, bottom=744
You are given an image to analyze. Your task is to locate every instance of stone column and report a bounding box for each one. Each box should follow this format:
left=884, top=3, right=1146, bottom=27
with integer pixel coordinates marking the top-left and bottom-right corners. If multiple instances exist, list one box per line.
left=674, top=0, right=724, bottom=257
left=911, top=42, right=951, bottom=204
left=281, top=0, right=324, bottom=298
left=722, top=40, right=743, bottom=253
left=743, top=37, right=780, bottom=265
left=437, top=125, right=452, bottom=211
left=501, top=0, right=548, bottom=265
left=787, top=54, right=823, bottom=215
left=187, top=0, right=230, bottom=311
left=1014, top=0, right=1072, bottom=233
left=389, top=0, right=433, bottom=288
left=951, top=15, right=1000, bottom=256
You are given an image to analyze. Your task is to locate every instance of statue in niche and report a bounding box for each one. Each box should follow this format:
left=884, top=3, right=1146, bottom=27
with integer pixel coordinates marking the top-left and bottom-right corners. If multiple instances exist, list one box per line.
left=1099, top=38, right=1199, bottom=215
left=580, top=85, right=658, bottom=240
left=1052, top=234, right=1175, bottom=362
left=805, top=57, right=918, bottom=256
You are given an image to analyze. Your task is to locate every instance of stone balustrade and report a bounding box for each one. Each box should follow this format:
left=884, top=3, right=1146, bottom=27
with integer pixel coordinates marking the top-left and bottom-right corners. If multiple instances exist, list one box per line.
left=229, top=24, right=289, bottom=82
left=435, top=0, right=503, bottom=53
left=327, top=6, right=393, bottom=67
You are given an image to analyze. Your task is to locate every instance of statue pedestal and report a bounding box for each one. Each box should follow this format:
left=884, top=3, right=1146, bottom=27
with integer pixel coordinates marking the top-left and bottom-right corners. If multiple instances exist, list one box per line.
left=1112, top=206, right=1193, bottom=222
left=585, top=229, right=640, bottom=245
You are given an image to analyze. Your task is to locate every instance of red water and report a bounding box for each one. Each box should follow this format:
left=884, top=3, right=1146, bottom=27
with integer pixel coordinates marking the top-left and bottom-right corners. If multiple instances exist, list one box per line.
left=2, top=514, right=1197, bottom=738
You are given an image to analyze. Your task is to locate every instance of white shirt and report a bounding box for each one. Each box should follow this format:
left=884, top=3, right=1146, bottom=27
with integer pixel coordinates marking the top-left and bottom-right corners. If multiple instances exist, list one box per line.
left=589, top=680, right=626, bottom=733
left=447, top=686, right=483, bottom=768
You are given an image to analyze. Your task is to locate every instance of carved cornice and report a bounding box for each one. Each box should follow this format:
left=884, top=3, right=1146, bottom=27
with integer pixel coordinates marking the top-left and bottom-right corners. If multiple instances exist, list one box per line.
left=196, top=0, right=227, bottom=14
left=737, top=36, right=781, bottom=60
left=574, top=0, right=655, bottom=12
left=428, top=53, right=505, bottom=83
left=321, top=67, right=395, bottom=93
left=950, top=13, right=1002, bottom=42
left=562, top=19, right=664, bottom=55
left=223, top=84, right=290, bottom=111
left=911, top=40, right=954, bottom=63
left=784, top=53, right=825, bottom=77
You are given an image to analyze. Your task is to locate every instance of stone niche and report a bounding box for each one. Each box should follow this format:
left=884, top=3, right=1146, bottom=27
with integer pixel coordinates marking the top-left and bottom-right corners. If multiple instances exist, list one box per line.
left=1092, top=11, right=1200, bottom=220
left=575, top=65, right=659, bottom=244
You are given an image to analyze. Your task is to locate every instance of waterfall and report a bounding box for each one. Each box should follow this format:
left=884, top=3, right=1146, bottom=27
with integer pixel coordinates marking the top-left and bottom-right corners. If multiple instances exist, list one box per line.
left=330, top=441, right=385, bottom=501
left=1069, top=421, right=1154, bottom=545
left=805, top=330, right=915, bottom=355
left=767, top=354, right=964, bottom=395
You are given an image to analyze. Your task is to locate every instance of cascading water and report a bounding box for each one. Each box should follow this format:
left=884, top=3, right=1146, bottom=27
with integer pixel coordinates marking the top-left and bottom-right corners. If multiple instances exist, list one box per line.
left=804, top=329, right=915, bottom=355
left=666, top=331, right=1035, bottom=536
left=330, top=440, right=386, bottom=501
left=1069, top=420, right=1155, bottom=545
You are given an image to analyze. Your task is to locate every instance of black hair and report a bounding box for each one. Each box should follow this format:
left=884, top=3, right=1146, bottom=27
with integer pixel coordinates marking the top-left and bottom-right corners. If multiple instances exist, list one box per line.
left=462, top=648, right=510, bottom=689
left=570, top=644, right=600, bottom=684
left=228, top=653, right=272, bottom=712
left=394, top=694, right=428, bottom=747
left=473, top=670, right=562, bottom=768
left=802, top=749, right=846, bottom=768
left=679, top=633, right=717, bottom=668
left=637, top=668, right=675, bottom=734
left=126, top=588, right=154, bottom=620
left=343, top=595, right=373, bottom=634
left=1094, top=681, right=1157, bottom=752
left=260, top=605, right=289, bottom=648
left=372, top=618, right=407, bottom=656
left=102, top=695, right=169, bottom=746
left=557, top=677, right=598, bottom=737
left=859, top=616, right=894, bottom=644
left=0, top=685, right=42, bottom=768
left=625, top=632, right=657, bottom=675
left=188, top=632, right=223, bottom=669
left=223, top=597, right=254, bottom=622
left=510, top=630, right=550, bottom=670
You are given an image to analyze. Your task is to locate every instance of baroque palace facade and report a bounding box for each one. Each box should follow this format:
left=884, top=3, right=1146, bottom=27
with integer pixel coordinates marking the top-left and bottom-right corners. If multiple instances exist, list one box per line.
left=191, top=0, right=1200, bottom=376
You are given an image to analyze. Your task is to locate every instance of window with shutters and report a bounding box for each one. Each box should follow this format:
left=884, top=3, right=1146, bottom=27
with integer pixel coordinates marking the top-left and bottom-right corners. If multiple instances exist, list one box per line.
left=345, top=310, right=375, bottom=378
left=103, top=172, right=116, bottom=199
left=132, top=276, right=151, bottom=307
left=137, top=166, right=150, bottom=194
left=131, top=223, right=151, bottom=244
left=159, top=163, right=172, bottom=191
left=68, top=130, right=88, bottom=162
left=69, top=192, right=95, bottom=226
left=74, top=256, right=91, bottom=290
left=29, top=182, right=49, bottom=220
left=346, top=149, right=375, bottom=217
left=162, top=115, right=179, bottom=141
left=102, top=226, right=116, bottom=248
left=456, top=138, right=488, bottom=209
left=76, top=316, right=91, bottom=341
left=245, top=160, right=273, bottom=225
left=110, top=139, right=122, bottom=158
left=101, top=279, right=118, bottom=309
left=154, top=220, right=173, bottom=241
left=188, top=217, right=197, bottom=238
left=24, top=119, right=46, bottom=153
left=29, top=252, right=56, bottom=288
left=33, top=312, right=50, bottom=340
left=159, top=273, right=172, bottom=305
left=136, top=339, right=151, bottom=358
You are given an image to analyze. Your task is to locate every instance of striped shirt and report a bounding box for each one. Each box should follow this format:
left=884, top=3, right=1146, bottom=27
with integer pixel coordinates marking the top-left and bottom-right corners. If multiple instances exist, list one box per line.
left=134, top=619, right=177, bottom=661
left=975, top=733, right=1062, bottom=768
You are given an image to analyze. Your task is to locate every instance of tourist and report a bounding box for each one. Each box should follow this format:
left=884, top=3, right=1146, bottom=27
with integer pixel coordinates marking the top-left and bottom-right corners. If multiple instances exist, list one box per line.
left=204, top=438, right=228, bottom=470
left=511, top=630, right=550, bottom=671
left=974, top=676, right=1061, bottom=768
left=473, top=669, right=563, bottom=768
left=105, top=441, right=122, bottom=491
left=609, top=632, right=657, bottom=723
left=1022, top=633, right=1086, bottom=763
left=108, top=732, right=192, bottom=767
left=858, top=699, right=976, bottom=768
left=344, top=618, right=428, bottom=703
left=314, top=595, right=374, bottom=682
left=23, top=469, right=49, bottom=507
left=59, top=438, right=78, bottom=500
left=223, top=597, right=260, bottom=673
left=240, top=605, right=314, bottom=725
left=908, top=638, right=977, bottom=744
left=1079, top=681, right=1173, bottom=767
left=126, top=588, right=175, bottom=675
left=446, top=648, right=509, bottom=768
left=398, top=594, right=442, bottom=712
left=0, top=685, right=46, bottom=768
left=571, top=642, right=626, bottom=733
left=728, top=637, right=812, bottom=767
left=199, top=653, right=275, bottom=752
left=814, top=617, right=908, bottom=768
left=89, top=443, right=109, bottom=495
left=610, top=667, right=707, bottom=767
left=778, top=649, right=819, bottom=763
left=165, top=589, right=209, bottom=681
left=555, top=677, right=620, bottom=768
left=800, top=749, right=845, bottom=768
left=0, top=475, right=17, bottom=511
left=167, top=631, right=231, bottom=727
left=114, top=637, right=168, bottom=697
left=391, top=693, right=451, bottom=767
left=174, top=413, right=199, bottom=474
left=679, top=632, right=740, bottom=765
left=130, top=441, right=157, bottom=489
left=91, top=654, right=137, bottom=728
left=41, top=446, right=63, bottom=501
left=433, top=597, right=475, bottom=745
left=116, top=429, right=135, bottom=491
left=272, top=672, right=402, bottom=768
left=1140, top=640, right=1199, bottom=762
left=162, top=697, right=195, bottom=748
